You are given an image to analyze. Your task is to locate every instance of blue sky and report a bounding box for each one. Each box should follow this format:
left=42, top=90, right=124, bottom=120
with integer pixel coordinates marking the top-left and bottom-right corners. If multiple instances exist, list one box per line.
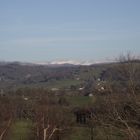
left=0, top=0, right=140, bottom=62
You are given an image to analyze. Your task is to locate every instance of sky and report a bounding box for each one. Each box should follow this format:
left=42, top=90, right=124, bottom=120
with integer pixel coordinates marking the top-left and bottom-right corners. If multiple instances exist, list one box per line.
left=0, top=0, right=140, bottom=62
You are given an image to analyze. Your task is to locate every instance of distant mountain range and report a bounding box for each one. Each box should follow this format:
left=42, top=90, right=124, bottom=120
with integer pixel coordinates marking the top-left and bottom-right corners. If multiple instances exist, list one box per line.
left=0, top=60, right=113, bottom=67
left=0, top=60, right=139, bottom=91
left=0, top=60, right=108, bottom=90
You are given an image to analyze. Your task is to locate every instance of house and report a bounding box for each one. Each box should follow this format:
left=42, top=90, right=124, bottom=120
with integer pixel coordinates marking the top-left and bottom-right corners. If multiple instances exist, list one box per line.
left=79, top=87, right=84, bottom=91
left=76, top=77, right=80, bottom=80
left=0, top=89, right=5, bottom=96
left=73, top=108, right=94, bottom=124
left=51, top=88, right=59, bottom=91
left=22, top=95, right=29, bottom=101
left=89, top=93, right=93, bottom=97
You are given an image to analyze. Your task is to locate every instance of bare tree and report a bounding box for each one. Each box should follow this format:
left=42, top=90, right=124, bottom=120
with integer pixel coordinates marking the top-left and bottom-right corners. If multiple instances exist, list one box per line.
left=89, top=54, right=140, bottom=139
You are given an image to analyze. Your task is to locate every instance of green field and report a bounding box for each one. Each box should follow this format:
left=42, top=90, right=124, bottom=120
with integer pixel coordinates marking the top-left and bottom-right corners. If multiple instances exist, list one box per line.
left=46, top=79, right=83, bottom=89
left=66, top=96, right=95, bottom=107
left=18, top=78, right=83, bottom=90
left=6, top=119, right=34, bottom=140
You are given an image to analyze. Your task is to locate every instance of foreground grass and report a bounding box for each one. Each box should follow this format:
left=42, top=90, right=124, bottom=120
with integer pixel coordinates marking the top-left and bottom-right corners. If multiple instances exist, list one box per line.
left=63, top=127, right=91, bottom=140
left=63, top=126, right=125, bottom=140
left=6, top=119, right=34, bottom=140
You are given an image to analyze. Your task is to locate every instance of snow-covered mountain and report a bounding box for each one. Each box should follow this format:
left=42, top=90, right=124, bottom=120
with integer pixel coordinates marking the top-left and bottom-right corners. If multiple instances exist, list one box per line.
left=0, top=60, right=113, bottom=66
left=34, top=60, right=94, bottom=66
left=34, top=59, right=114, bottom=66
left=33, top=60, right=102, bottom=66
